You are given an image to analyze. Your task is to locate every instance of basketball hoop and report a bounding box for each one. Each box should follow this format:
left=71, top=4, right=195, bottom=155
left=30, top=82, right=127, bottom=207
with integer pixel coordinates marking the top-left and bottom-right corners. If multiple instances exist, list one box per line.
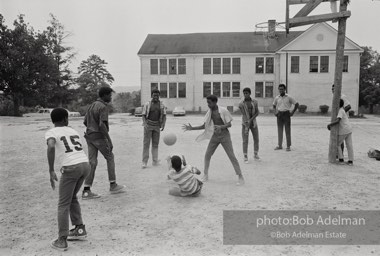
left=254, top=21, right=285, bottom=50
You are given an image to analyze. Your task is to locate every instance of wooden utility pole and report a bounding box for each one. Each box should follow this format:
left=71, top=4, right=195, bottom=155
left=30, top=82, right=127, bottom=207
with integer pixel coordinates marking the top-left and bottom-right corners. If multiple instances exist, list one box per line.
left=328, top=0, right=349, bottom=163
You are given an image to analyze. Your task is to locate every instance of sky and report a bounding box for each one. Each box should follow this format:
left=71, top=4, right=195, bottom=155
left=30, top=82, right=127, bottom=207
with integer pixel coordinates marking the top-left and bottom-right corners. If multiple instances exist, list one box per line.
left=1, top=0, right=380, bottom=88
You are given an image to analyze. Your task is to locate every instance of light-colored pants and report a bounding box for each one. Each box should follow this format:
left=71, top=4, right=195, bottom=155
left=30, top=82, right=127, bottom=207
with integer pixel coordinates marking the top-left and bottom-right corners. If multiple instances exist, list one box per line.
left=204, top=129, right=242, bottom=176
left=142, top=126, right=160, bottom=164
left=58, top=162, right=90, bottom=237
left=242, top=124, right=259, bottom=155
left=338, top=133, right=354, bottom=161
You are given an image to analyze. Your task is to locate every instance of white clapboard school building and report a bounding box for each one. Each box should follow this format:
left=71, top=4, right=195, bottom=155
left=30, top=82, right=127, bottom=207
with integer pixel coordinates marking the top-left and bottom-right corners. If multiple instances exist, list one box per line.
left=137, top=21, right=363, bottom=113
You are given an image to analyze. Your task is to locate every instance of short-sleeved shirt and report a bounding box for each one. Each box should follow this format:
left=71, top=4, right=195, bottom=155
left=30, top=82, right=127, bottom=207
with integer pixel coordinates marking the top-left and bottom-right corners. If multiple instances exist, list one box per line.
left=147, top=101, right=161, bottom=121
left=45, top=126, right=88, bottom=167
left=273, top=94, right=297, bottom=111
left=167, top=165, right=202, bottom=196
left=84, top=99, right=109, bottom=139
left=246, top=101, right=254, bottom=118
left=239, top=97, right=259, bottom=127
left=211, top=109, right=225, bottom=125
left=142, top=100, right=166, bottom=127
left=196, top=106, right=233, bottom=142
left=337, top=108, right=352, bottom=135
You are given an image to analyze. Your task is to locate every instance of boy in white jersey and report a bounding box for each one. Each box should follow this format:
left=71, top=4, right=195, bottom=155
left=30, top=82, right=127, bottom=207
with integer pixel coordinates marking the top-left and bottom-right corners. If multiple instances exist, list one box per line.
left=167, top=155, right=203, bottom=197
left=45, top=108, right=90, bottom=251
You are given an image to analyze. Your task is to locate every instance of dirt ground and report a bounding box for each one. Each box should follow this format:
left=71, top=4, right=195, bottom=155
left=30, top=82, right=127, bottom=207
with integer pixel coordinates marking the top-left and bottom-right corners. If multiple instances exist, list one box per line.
left=0, top=112, right=379, bottom=256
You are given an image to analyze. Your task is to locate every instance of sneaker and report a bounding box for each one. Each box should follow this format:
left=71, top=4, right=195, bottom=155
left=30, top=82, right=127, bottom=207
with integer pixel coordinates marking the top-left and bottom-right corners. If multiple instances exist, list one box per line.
left=274, top=146, right=283, bottom=150
left=51, top=237, right=68, bottom=251
left=254, top=154, right=260, bottom=160
left=236, top=175, right=245, bottom=186
left=142, top=162, right=147, bottom=169
left=67, top=225, right=87, bottom=241
left=347, top=161, right=353, bottom=166
left=110, top=183, right=126, bottom=194
left=244, top=156, right=249, bottom=164
left=82, top=190, right=101, bottom=200
left=286, top=147, right=291, bottom=151
left=152, top=160, right=161, bottom=166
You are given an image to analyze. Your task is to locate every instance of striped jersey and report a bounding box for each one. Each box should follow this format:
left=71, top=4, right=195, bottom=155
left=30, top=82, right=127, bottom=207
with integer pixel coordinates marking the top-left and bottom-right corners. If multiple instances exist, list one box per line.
left=45, top=126, right=88, bottom=167
left=168, top=165, right=201, bottom=196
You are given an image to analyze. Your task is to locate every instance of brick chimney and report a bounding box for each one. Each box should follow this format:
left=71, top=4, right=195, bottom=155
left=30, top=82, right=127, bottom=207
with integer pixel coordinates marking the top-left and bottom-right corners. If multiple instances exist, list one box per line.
left=268, top=19, right=276, bottom=38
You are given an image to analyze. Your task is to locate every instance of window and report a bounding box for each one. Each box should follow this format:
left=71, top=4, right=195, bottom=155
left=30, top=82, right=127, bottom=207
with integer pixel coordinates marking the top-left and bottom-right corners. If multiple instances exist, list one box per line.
left=151, top=83, right=158, bottom=94
left=203, top=58, right=211, bottom=74
left=222, top=82, right=231, bottom=97
left=265, top=82, right=274, bottom=98
left=169, top=59, right=177, bottom=74
left=309, top=56, right=318, bottom=72
left=213, top=58, right=221, bottom=74
left=159, top=59, right=167, bottom=75
left=213, top=82, right=221, bottom=97
left=266, top=57, right=274, bottom=73
left=255, top=82, right=264, bottom=98
left=291, top=56, right=299, bottom=73
left=256, top=57, right=264, bottom=73
left=160, top=83, right=167, bottom=98
left=343, top=55, right=349, bottom=72
left=232, top=82, right=240, bottom=97
left=223, top=58, right=231, bottom=74
left=178, top=82, right=186, bottom=98
left=203, top=82, right=212, bottom=97
left=169, top=82, right=177, bottom=98
left=150, top=59, right=158, bottom=74
left=178, top=58, right=186, bottom=74
left=232, top=58, right=240, bottom=74
left=320, top=56, right=329, bottom=73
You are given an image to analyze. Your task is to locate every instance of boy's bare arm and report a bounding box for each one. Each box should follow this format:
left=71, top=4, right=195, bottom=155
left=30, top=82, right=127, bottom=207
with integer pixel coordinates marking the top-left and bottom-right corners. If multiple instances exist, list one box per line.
left=327, top=118, right=341, bottom=130
left=47, top=138, right=58, bottom=190
left=182, top=123, right=205, bottom=131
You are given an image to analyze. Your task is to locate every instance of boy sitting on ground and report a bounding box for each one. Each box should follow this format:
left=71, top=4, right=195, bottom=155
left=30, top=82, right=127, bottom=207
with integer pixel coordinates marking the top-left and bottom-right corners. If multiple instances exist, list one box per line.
left=167, top=155, right=203, bottom=197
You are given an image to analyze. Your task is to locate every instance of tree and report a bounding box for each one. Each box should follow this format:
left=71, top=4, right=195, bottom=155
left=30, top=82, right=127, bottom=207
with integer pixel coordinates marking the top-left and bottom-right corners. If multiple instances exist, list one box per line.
left=42, top=14, right=76, bottom=107
left=0, top=14, right=59, bottom=116
left=113, top=92, right=133, bottom=113
left=359, top=46, right=380, bottom=113
left=76, top=55, right=114, bottom=105
left=132, top=90, right=141, bottom=107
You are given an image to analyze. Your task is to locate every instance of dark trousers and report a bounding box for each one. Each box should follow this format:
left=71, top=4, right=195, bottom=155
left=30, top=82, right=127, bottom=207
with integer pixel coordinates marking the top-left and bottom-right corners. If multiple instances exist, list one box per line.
left=84, top=138, right=116, bottom=187
left=277, top=111, right=291, bottom=148
left=58, top=162, right=90, bottom=237
left=142, top=126, right=160, bottom=164
left=204, top=129, right=242, bottom=176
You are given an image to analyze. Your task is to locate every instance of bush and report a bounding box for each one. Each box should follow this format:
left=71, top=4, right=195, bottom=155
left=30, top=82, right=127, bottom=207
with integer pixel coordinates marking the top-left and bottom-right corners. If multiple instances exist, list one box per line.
left=19, top=106, right=37, bottom=114
left=0, top=96, right=14, bottom=116
left=298, top=104, right=307, bottom=113
left=319, top=105, right=329, bottom=114
left=348, top=110, right=355, bottom=117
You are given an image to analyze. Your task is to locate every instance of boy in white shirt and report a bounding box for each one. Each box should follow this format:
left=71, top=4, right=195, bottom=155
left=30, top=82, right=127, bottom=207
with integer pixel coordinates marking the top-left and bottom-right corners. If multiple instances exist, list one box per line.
left=327, top=99, right=354, bottom=165
left=45, top=108, right=90, bottom=251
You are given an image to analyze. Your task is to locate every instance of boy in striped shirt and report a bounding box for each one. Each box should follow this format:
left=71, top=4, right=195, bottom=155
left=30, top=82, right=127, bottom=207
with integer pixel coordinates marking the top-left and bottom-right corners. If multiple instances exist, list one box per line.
left=167, top=155, right=203, bottom=197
